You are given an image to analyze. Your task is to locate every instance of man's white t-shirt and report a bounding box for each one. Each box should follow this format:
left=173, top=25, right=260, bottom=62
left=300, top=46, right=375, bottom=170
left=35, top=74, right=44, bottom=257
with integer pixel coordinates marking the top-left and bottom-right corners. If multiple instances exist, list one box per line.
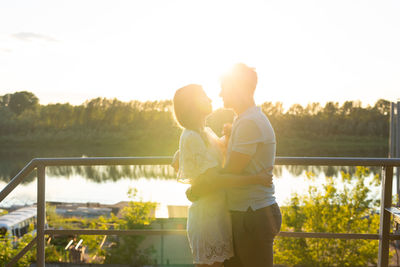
left=226, top=106, right=277, bottom=211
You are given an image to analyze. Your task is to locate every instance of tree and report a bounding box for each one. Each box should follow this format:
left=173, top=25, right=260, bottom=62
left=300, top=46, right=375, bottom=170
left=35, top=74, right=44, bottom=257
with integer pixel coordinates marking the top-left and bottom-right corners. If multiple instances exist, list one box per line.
left=206, top=108, right=235, bottom=136
left=274, top=167, right=382, bottom=266
left=7, top=91, right=39, bottom=115
left=0, top=223, right=61, bottom=266
left=305, top=102, right=322, bottom=115
left=103, top=188, right=157, bottom=266
left=288, top=104, right=305, bottom=116
left=323, top=102, right=339, bottom=116
left=374, top=99, right=391, bottom=115
left=340, top=101, right=354, bottom=116
left=261, top=102, right=284, bottom=117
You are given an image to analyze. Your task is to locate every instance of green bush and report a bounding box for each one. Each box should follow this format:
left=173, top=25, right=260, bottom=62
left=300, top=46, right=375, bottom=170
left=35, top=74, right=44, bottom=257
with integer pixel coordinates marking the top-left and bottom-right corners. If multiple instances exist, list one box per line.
left=274, top=167, right=383, bottom=267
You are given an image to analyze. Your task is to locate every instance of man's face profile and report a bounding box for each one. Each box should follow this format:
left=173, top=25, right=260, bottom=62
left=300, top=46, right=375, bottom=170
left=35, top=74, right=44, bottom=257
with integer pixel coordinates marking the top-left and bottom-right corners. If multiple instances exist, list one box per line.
left=219, top=81, right=236, bottom=109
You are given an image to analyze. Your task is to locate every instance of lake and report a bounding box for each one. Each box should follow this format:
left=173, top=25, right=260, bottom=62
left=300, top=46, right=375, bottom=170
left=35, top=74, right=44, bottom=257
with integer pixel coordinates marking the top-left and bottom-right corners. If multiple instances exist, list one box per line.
left=0, top=163, right=384, bottom=217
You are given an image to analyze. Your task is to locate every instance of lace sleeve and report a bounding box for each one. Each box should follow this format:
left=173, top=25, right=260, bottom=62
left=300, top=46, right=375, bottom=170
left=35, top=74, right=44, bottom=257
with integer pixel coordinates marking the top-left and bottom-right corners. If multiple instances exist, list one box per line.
left=178, top=130, right=219, bottom=181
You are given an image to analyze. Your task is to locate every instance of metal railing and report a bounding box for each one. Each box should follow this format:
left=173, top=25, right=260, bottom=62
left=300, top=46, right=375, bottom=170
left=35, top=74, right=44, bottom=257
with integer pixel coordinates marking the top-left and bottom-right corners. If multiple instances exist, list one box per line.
left=1, top=156, right=400, bottom=267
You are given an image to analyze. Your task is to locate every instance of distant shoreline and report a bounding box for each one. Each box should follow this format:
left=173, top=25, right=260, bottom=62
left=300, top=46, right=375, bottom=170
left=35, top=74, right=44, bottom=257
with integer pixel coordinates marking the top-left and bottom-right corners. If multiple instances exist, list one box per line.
left=0, top=134, right=388, bottom=158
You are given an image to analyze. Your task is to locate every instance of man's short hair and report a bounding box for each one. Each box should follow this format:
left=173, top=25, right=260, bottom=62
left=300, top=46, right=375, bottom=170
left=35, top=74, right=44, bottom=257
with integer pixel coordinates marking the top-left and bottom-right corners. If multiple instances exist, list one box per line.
left=221, top=63, right=258, bottom=94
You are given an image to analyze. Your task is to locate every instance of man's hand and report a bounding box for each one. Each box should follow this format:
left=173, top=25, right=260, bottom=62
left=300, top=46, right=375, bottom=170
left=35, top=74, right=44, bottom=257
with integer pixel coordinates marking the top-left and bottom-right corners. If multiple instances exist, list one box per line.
left=256, top=166, right=274, bottom=187
left=222, top=123, right=232, bottom=138
left=185, top=186, right=199, bottom=202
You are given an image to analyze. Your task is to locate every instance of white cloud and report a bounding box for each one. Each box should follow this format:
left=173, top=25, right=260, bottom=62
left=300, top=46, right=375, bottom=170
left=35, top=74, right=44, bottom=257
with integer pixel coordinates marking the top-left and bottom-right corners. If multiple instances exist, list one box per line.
left=0, top=48, right=12, bottom=53
left=11, top=32, right=58, bottom=42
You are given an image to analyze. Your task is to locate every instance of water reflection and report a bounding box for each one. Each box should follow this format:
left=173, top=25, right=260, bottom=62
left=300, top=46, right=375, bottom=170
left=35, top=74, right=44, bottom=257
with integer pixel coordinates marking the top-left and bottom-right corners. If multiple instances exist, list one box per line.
left=47, top=165, right=178, bottom=183
left=281, top=165, right=381, bottom=178
left=0, top=143, right=386, bottom=184
left=0, top=152, right=177, bottom=183
left=0, top=156, right=381, bottom=184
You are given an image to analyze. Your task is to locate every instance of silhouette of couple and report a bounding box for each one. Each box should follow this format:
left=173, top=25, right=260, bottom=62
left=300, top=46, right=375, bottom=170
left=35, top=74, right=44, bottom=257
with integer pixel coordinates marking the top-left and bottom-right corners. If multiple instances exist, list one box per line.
left=172, top=63, right=281, bottom=267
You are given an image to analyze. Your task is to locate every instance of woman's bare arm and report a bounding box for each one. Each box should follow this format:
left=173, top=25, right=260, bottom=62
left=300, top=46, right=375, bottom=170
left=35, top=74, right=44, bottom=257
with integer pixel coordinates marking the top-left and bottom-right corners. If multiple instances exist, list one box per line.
left=187, top=167, right=273, bottom=201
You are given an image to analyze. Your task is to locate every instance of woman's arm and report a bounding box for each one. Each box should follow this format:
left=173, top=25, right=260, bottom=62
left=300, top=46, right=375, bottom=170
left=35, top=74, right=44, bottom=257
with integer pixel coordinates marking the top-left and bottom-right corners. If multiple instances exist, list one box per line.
left=188, top=167, right=273, bottom=200
left=202, top=167, right=273, bottom=188
left=171, top=150, right=180, bottom=173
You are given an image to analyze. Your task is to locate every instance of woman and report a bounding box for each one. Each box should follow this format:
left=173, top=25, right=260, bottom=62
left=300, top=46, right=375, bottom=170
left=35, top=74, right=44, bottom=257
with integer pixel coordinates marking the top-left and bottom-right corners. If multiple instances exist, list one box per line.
left=173, top=84, right=272, bottom=267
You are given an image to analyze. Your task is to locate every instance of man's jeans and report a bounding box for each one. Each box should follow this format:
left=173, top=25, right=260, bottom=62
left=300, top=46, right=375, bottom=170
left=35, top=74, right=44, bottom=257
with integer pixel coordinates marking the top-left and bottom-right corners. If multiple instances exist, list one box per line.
left=224, top=203, right=282, bottom=267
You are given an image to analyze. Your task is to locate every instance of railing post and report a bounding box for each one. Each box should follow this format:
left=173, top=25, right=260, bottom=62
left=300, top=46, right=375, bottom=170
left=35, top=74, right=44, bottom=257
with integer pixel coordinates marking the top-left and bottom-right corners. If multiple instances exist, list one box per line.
left=389, top=103, right=395, bottom=158
left=378, top=166, right=393, bottom=267
left=396, top=102, right=400, bottom=198
left=37, top=164, right=46, bottom=267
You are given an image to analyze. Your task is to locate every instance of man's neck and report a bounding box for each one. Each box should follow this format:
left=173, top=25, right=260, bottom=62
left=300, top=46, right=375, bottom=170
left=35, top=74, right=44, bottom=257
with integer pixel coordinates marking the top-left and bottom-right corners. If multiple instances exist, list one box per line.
left=234, top=100, right=256, bottom=116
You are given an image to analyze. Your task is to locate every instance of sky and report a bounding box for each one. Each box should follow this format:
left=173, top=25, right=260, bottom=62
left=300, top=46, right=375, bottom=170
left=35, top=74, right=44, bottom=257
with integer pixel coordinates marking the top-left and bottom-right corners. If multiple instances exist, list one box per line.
left=0, top=0, right=399, bottom=109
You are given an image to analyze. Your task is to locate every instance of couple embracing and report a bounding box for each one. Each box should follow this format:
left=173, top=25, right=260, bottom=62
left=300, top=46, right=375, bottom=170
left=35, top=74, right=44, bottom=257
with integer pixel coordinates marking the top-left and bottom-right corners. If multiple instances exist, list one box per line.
left=172, top=63, right=281, bottom=267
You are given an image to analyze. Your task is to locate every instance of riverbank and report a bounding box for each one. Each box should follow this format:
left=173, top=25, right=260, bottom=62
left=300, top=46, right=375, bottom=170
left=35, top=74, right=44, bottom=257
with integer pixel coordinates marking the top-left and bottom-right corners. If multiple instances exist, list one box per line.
left=0, top=134, right=388, bottom=157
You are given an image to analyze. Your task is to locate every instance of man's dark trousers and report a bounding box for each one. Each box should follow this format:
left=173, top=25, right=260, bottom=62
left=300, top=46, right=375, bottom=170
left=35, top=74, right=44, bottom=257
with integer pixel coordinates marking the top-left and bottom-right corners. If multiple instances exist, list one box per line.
left=224, top=203, right=282, bottom=267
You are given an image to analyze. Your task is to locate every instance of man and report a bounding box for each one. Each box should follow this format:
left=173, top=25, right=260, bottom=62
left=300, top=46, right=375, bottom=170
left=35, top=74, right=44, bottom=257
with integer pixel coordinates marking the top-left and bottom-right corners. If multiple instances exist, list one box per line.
left=220, top=63, right=281, bottom=267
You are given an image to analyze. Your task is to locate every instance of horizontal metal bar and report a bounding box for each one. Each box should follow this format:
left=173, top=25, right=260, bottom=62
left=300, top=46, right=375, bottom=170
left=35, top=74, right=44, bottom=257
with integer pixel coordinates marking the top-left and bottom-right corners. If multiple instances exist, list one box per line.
left=3, top=156, right=400, bottom=205
left=45, top=229, right=383, bottom=240
left=390, top=234, right=400, bottom=240
left=280, top=232, right=400, bottom=240
left=32, top=157, right=400, bottom=167
left=6, top=236, right=37, bottom=267
left=32, top=156, right=173, bottom=166
left=385, top=207, right=400, bottom=225
left=274, top=157, right=400, bottom=167
left=385, top=207, right=400, bottom=215
left=45, top=229, right=188, bottom=236
left=0, top=160, right=36, bottom=202
left=278, top=232, right=380, bottom=240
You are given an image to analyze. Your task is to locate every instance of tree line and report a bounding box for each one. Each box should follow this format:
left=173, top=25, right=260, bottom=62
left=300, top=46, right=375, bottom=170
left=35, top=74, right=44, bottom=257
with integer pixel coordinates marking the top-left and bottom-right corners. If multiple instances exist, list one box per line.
left=0, top=91, right=390, bottom=157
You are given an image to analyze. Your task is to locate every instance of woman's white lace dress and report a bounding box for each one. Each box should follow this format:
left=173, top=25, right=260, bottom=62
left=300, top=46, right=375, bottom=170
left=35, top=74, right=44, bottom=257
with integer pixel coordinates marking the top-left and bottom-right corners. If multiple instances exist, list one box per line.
left=178, top=128, right=234, bottom=265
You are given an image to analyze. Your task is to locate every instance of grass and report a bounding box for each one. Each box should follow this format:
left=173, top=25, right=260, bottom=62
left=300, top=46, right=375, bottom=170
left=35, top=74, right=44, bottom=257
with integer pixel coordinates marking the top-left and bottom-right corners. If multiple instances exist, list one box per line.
left=277, top=135, right=387, bottom=157
left=0, top=131, right=388, bottom=158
